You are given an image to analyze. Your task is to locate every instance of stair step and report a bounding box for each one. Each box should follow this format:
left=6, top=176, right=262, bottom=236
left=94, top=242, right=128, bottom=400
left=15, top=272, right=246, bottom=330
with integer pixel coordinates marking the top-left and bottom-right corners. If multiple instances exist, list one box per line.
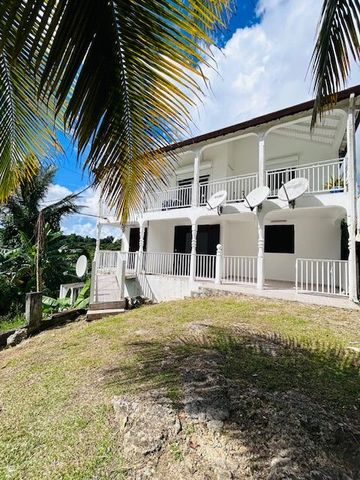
left=89, top=300, right=126, bottom=310
left=86, top=309, right=125, bottom=322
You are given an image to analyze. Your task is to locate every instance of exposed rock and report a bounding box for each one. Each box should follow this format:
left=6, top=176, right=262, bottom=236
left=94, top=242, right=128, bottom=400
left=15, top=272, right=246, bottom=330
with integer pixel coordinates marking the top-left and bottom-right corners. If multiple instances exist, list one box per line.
left=6, top=328, right=28, bottom=347
left=113, top=395, right=181, bottom=459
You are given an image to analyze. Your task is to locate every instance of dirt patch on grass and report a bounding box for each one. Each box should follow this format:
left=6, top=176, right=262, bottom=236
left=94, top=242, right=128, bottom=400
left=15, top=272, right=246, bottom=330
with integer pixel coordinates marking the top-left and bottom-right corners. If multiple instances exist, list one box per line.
left=110, top=326, right=360, bottom=479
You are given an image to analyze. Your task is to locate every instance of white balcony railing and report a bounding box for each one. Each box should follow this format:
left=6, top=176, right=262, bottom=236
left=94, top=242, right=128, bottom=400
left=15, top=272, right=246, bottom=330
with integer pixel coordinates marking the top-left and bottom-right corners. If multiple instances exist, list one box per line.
left=195, top=254, right=216, bottom=280
left=145, top=185, right=192, bottom=212
left=296, top=258, right=349, bottom=296
left=97, top=250, right=137, bottom=274
left=142, top=252, right=191, bottom=276
left=199, top=173, right=258, bottom=205
left=222, top=255, right=257, bottom=285
left=266, top=158, right=345, bottom=197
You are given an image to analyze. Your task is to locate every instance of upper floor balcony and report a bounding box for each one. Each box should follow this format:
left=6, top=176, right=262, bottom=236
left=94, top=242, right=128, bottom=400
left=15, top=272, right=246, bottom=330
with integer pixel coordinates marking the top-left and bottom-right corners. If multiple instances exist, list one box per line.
left=142, top=157, right=346, bottom=214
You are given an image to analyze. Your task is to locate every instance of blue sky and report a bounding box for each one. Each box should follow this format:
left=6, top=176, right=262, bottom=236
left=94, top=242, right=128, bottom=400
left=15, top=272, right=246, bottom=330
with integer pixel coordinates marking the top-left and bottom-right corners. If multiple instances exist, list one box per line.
left=52, top=0, right=260, bottom=195
left=51, top=0, right=360, bottom=237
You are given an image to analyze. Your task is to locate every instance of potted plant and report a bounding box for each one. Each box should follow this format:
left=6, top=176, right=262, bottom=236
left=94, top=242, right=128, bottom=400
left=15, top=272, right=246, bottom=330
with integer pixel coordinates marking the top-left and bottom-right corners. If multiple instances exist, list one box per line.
left=324, top=176, right=344, bottom=193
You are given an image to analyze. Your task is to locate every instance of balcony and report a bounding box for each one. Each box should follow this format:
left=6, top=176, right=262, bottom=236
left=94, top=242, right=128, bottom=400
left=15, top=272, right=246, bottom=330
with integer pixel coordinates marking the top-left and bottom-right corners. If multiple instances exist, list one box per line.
left=199, top=173, right=258, bottom=205
left=144, top=184, right=193, bottom=212
left=266, top=158, right=345, bottom=197
left=141, top=158, right=346, bottom=214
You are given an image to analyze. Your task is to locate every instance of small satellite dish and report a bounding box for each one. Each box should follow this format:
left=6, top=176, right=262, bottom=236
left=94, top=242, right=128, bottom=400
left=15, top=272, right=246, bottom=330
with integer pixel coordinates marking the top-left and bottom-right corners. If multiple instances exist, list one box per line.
left=244, top=186, right=270, bottom=212
left=76, top=255, right=88, bottom=278
left=206, top=190, right=227, bottom=215
left=278, top=178, right=308, bottom=209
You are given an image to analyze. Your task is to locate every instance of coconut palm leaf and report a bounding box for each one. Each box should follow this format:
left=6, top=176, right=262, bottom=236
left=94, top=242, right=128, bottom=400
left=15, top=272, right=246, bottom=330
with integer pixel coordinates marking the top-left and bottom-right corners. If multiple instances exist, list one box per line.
left=1, top=0, right=231, bottom=221
left=310, top=0, right=360, bottom=127
left=0, top=26, right=58, bottom=200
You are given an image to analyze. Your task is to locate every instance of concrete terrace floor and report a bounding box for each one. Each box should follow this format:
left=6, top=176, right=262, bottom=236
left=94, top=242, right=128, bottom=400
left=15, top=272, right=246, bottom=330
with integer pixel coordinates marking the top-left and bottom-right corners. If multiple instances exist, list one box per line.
left=197, top=279, right=360, bottom=310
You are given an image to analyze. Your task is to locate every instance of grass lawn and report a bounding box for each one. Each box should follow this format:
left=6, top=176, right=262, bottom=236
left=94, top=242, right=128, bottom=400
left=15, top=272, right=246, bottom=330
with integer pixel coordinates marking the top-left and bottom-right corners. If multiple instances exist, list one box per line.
left=0, top=297, right=359, bottom=479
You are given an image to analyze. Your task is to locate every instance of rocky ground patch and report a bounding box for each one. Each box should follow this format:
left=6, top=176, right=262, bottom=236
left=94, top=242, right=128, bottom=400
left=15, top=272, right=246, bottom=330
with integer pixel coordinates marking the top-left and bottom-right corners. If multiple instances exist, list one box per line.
left=112, top=326, right=360, bottom=480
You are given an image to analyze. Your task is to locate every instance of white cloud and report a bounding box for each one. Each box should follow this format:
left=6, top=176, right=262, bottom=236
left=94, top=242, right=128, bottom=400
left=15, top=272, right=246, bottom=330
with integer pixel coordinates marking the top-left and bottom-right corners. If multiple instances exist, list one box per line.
left=50, top=0, right=360, bottom=227
left=44, top=185, right=122, bottom=238
left=189, top=0, right=360, bottom=135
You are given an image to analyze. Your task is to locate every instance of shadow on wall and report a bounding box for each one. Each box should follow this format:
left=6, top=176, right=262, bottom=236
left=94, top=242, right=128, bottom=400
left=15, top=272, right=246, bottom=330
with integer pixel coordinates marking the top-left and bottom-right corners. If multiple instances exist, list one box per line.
left=103, top=324, right=360, bottom=479
left=125, top=275, right=156, bottom=302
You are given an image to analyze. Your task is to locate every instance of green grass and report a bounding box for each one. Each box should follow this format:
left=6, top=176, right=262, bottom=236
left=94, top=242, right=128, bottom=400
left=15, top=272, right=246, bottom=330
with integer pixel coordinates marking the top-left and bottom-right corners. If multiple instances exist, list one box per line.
left=0, top=314, right=25, bottom=333
left=0, top=297, right=359, bottom=479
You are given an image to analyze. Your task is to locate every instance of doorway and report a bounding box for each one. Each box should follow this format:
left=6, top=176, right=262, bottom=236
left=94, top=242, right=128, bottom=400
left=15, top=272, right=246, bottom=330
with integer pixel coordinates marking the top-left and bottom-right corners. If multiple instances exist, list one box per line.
left=173, top=224, right=220, bottom=277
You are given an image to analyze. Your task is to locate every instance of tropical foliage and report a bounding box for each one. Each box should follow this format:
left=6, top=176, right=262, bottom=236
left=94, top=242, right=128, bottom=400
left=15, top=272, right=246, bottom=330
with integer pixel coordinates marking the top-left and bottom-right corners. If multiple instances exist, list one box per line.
left=0, top=1, right=232, bottom=221
left=0, top=165, right=82, bottom=315
left=311, top=0, right=360, bottom=125
left=42, top=280, right=91, bottom=316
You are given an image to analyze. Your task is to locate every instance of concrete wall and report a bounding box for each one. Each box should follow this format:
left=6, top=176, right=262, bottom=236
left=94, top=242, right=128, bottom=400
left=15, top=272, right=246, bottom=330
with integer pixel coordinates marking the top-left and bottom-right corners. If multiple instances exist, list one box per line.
left=136, top=274, right=192, bottom=302
left=219, top=213, right=342, bottom=282
left=222, top=218, right=258, bottom=256
left=147, top=219, right=191, bottom=253
left=265, top=133, right=339, bottom=168
left=264, top=216, right=342, bottom=282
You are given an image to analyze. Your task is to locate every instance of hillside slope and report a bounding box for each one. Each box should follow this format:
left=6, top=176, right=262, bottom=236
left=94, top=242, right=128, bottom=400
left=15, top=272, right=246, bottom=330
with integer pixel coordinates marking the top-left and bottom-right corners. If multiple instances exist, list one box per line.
left=0, top=297, right=359, bottom=479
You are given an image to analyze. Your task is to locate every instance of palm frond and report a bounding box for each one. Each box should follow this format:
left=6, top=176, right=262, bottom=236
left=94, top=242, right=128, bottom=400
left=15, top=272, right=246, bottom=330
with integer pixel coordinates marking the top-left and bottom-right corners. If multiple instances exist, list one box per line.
left=310, top=0, right=360, bottom=127
left=0, top=40, right=58, bottom=199
left=2, top=0, right=232, bottom=222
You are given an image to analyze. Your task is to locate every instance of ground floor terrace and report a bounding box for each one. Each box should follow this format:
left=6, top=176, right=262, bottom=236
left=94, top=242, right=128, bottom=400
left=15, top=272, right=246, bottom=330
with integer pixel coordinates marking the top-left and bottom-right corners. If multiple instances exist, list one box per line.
left=95, top=202, right=359, bottom=307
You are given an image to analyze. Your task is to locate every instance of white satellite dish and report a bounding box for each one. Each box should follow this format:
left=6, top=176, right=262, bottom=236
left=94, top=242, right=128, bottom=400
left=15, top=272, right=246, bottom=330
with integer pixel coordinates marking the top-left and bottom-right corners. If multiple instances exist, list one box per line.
left=76, top=255, right=88, bottom=278
left=206, top=190, right=227, bottom=215
left=278, top=177, right=308, bottom=209
left=244, top=186, right=270, bottom=212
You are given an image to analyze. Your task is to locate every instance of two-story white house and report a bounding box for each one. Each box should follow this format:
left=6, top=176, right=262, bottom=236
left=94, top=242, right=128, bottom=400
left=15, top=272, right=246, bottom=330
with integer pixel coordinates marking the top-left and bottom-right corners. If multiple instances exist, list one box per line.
left=92, top=86, right=360, bottom=307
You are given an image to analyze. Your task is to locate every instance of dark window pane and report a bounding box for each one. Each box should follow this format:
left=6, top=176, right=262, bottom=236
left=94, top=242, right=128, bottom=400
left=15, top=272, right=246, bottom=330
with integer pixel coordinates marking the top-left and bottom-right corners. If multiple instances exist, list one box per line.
left=265, top=225, right=294, bottom=254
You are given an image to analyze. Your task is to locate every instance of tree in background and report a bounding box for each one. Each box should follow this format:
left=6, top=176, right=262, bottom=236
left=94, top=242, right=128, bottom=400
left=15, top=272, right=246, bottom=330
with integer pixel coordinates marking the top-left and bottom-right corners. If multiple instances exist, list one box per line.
left=311, top=1, right=360, bottom=125
left=0, top=165, right=81, bottom=314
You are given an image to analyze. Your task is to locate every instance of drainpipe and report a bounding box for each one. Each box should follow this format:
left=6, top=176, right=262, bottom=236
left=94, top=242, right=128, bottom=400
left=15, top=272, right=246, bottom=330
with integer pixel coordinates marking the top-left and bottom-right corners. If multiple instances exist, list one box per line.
left=257, top=132, right=266, bottom=290
left=192, top=150, right=201, bottom=207
left=346, top=94, right=358, bottom=302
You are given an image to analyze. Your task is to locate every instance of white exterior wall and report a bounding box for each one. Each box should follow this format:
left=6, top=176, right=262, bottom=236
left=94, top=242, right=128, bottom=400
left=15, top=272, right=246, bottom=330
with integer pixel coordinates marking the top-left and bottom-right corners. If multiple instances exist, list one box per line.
left=147, top=219, right=191, bottom=253
left=265, top=134, right=339, bottom=167
left=222, top=218, right=257, bottom=256
left=264, top=216, right=342, bottom=282
left=229, top=135, right=259, bottom=177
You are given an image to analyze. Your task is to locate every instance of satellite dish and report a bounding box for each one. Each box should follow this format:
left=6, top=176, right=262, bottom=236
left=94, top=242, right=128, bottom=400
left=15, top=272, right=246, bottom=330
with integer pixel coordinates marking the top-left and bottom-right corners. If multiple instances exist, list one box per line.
left=76, top=255, right=88, bottom=278
left=244, top=186, right=270, bottom=212
left=278, top=178, right=308, bottom=209
left=206, top=190, right=227, bottom=215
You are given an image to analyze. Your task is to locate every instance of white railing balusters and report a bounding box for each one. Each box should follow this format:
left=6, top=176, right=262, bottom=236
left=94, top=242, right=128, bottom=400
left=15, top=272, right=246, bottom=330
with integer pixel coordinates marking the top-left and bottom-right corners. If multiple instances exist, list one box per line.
left=199, top=173, right=258, bottom=205
left=145, top=184, right=193, bottom=212
left=266, top=158, right=345, bottom=197
left=97, top=250, right=137, bottom=274
left=296, top=258, right=349, bottom=296
left=221, top=256, right=257, bottom=284
left=142, top=252, right=191, bottom=277
left=195, top=254, right=216, bottom=280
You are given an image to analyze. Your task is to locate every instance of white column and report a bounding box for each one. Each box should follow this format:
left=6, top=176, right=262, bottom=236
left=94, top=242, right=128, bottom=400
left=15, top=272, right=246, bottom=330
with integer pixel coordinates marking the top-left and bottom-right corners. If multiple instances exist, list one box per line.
left=192, top=151, right=201, bottom=207
left=96, top=200, right=103, bottom=253
left=258, top=132, right=266, bottom=187
left=189, top=222, right=197, bottom=281
left=257, top=132, right=266, bottom=290
left=95, top=223, right=101, bottom=253
left=137, top=224, right=145, bottom=275
left=257, top=213, right=265, bottom=290
left=215, top=244, right=223, bottom=284
left=346, top=95, right=358, bottom=302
